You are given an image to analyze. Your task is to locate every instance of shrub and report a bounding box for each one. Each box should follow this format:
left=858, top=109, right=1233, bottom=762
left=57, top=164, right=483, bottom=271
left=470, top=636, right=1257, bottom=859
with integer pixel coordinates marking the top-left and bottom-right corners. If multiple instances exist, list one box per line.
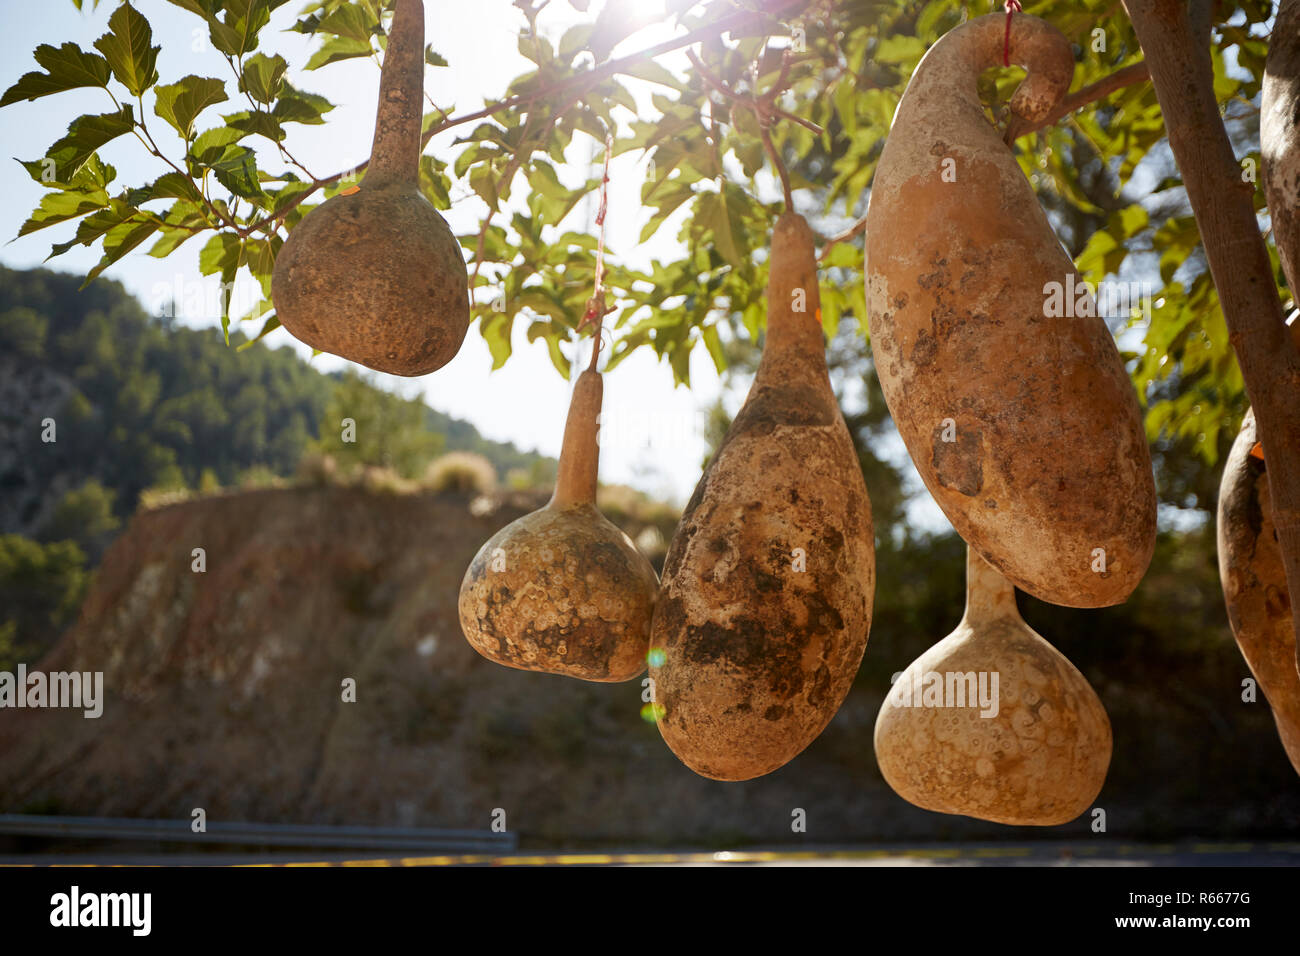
left=296, top=451, right=339, bottom=486
left=425, top=452, right=497, bottom=495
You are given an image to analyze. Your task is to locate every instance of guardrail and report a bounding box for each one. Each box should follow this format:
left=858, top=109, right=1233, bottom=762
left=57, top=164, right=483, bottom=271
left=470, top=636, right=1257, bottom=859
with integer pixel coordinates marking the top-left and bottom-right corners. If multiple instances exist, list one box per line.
left=0, top=814, right=517, bottom=853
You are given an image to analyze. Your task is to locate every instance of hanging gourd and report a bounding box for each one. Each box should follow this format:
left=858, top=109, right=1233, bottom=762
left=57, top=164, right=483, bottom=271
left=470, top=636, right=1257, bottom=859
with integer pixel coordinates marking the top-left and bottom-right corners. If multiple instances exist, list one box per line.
left=272, top=0, right=469, bottom=377
left=875, top=546, right=1112, bottom=825
left=458, top=142, right=658, bottom=682
left=649, top=211, right=875, bottom=781
left=1218, top=403, right=1300, bottom=776
left=865, top=12, right=1156, bottom=608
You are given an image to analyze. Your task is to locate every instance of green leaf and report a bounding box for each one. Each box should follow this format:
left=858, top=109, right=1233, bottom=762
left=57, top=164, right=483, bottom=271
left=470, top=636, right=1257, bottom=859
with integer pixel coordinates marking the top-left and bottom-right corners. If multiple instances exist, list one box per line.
left=317, top=5, right=377, bottom=43
left=84, top=216, right=160, bottom=285
left=153, top=75, right=228, bottom=140
left=149, top=171, right=205, bottom=203
left=48, top=202, right=135, bottom=259
left=189, top=125, right=245, bottom=164
left=700, top=324, right=726, bottom=374
left=875, top=34, right=926, bottom=65
left=207, top=145, right=265, bottom=200
left=39, top=106, right=135, bottom=182
left=480, top=313, right=513, bottom=369
left=305, top=36, right=373, bottom=71
left=223, top=109, right=284, bottom=142
left=93, top=3, right=160, bottom=97
left=17, top=190, right=110, bottom=238
left=237, top=314, right=280, bottom=351
left=0, top=43, right=112, bottom=107
left=425, top=45, right=448, bottom=68
left=273, top=82, right=334, bottom=124
left=198, top=232, right=247, bottom=341
left=543, top=333, right=570, bottom=378
left=696, top=190, right=743, bottom=269
left=240, top=52, right=287, bottom=104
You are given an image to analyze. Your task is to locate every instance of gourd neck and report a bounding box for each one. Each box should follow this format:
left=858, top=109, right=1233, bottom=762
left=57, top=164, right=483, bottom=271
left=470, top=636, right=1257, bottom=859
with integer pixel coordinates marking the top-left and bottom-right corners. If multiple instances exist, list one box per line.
left=960, top=546, right=1019, bottom=626
left=549, top=369, right=602, bottom=508
left=760, top=212, right=829, bottom=379
left=367, top=0, right=423, bottom=187
left=901, top=13, right=1073, bottom=136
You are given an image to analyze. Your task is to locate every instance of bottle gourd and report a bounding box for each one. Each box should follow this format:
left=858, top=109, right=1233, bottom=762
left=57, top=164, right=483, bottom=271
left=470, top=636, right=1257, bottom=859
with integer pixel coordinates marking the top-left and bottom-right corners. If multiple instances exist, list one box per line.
left=875, top=546, right=1112, bottom=825
left=1217, top=401, right=1300, bottom=776
left=458, top=369, right=659, bottom=682
left=648, top=212, right=875, bottom=781
left=272, top=0, right=469, bottom=377
left=865, top=13, right=1156, bottom=608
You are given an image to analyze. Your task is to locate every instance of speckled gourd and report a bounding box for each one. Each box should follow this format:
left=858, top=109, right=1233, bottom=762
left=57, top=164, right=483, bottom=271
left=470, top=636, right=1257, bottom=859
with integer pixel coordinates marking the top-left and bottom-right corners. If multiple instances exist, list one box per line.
left=272, top=0, right=468, bottom=377
left=648, top=212, right=875, bottom=781
left=1217, top=397, right=1300, bottom=777
left=874, top=546, right=1112, bottom=825
left=458, top=369, right=659, bottom=682
left=865, top=13, right=1155, bottom=608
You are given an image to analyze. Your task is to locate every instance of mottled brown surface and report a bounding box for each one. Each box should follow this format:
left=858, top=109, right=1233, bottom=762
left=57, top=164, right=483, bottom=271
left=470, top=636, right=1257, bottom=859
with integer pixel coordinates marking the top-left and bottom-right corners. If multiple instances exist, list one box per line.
left=1217, top=410, right=1300, bottom=776
left=271, top=0, right=469, bottom=377
left=649, top=213, right=875, bottom=781
left=865, top=13, right=1155, bottom=608
left=1262, top=1, right=1300, bottom=299
left=875, top=549, right=1112, bottom=825
left=459, top=504, right=658, bottom=682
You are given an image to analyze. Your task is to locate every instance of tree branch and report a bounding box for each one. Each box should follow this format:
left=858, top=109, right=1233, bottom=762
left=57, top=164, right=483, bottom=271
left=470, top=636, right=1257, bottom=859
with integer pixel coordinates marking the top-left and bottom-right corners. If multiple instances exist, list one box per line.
left=1007, top=60, right=1150, bottom=140
left=818, top=215, right=866, bottom=263
left=241, top=0, right=809, bottom=238
left=1125, top=0, right=1300, bottom=677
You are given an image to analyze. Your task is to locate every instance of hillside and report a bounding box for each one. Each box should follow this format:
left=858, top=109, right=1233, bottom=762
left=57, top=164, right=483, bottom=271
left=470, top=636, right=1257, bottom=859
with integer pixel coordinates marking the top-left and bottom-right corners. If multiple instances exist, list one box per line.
left=1, top=484, right=1297, bottom=847
left=0, top=265, right=554, bottom=542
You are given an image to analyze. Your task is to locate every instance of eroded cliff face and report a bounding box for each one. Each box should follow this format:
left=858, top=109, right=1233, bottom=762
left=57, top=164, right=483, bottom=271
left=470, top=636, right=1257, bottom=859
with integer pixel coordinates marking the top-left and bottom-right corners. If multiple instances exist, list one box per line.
left=2, top=485, right=1297, bottom=846
left=0, top=486, right=896, bottom=844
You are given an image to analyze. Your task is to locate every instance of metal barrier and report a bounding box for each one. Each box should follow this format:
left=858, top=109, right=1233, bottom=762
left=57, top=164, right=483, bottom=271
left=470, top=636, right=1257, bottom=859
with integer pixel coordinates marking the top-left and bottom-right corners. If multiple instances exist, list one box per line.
left=0, top=814, right=517, bottom=853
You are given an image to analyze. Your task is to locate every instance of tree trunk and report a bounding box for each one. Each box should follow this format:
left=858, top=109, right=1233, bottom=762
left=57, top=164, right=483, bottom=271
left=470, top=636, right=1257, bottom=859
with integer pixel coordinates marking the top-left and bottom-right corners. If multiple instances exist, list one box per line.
left=1124, top=0, right=1300, bottom=677
left=1263, top=0, right=1300, bottom=299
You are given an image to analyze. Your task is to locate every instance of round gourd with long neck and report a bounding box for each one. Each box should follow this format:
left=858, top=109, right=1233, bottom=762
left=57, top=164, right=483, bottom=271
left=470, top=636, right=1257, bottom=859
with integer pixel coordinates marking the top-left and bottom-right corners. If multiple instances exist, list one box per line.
left=648, top=212, right=875, bottom=782
left=874, top=547, right=1112, bottom=825
left=272, top=0, right=468, bottom=377
left=865, top=13, right=1155, bottom=608
left=1218, top=405, right=1300, bottom=776
left=458, top=369, right=658, bottom=682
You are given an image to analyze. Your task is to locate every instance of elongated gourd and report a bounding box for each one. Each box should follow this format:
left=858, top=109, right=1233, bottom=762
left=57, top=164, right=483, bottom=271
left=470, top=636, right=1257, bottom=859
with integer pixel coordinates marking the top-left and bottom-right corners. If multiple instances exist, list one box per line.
left=875, top=546, right=1112, bottom=825
left=1217, top=406, right=1300, bottom=776
left=648, top=212, right=875, bottom=781
left=458, top=369, right=659, bottom=682
left=272, top=0, right=469, bottom=377
left=865, top=13, right=1155, bottom=608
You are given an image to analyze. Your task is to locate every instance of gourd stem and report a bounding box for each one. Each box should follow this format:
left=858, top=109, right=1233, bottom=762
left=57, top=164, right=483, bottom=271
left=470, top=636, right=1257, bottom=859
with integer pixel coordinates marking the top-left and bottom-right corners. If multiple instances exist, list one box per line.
left=962, top=546, right=1019, bottom=626
left=763, top=212, right=828, bottom=362
left=367, top=0, right=423, bottom=186
left=550, top=369, right=602, bottom=508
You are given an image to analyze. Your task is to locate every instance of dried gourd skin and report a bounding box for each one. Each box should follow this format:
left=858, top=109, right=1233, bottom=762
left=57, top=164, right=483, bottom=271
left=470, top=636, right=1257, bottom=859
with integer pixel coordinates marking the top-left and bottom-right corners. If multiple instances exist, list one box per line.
left=272, top=0, right=469, bottom=377
left=1218, top=408, right=1300, bottom=776
left=866, top=13, right=1156, bottom=608
left=649, top=212, right=875, bottom=782
left=459, top=371, right=658, bottom=682
left=875, top=547, right=1112, bottom=826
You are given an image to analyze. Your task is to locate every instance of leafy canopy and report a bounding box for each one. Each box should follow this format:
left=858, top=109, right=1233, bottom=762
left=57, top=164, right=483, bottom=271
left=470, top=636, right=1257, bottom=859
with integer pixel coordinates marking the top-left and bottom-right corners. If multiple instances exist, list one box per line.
left=1, top=0, right=1280, bottom=465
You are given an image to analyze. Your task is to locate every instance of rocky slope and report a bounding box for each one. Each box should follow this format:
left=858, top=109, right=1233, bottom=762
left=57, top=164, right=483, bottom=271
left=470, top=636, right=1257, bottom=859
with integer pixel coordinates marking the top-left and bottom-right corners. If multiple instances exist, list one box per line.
left=1, top=485, right=1297, bottom=846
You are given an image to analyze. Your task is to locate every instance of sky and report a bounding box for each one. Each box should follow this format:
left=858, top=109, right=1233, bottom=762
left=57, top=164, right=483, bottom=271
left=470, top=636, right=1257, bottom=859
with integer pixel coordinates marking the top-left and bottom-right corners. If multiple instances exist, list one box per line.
left=0, top=0, right=751, bottom=507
